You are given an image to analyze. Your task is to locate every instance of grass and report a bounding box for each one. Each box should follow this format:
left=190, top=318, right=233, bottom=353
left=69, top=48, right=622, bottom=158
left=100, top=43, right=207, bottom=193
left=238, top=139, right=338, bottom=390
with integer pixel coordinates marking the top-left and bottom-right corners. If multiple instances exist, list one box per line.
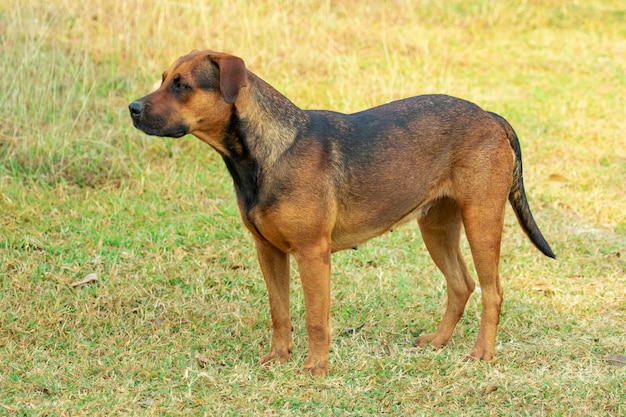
left=1, top=0, right=624, bottom=415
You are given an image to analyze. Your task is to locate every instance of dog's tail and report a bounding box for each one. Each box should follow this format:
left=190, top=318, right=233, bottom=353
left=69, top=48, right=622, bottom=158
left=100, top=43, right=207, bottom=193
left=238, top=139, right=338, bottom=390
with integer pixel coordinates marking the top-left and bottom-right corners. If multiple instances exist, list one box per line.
left=489, top=112, right=555, bottom=259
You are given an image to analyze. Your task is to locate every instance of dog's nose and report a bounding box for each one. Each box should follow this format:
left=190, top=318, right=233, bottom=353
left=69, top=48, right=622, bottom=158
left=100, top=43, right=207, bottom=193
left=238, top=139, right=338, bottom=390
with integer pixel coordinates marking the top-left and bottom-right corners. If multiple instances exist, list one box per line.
left=128, top=101, right=143, bottom=116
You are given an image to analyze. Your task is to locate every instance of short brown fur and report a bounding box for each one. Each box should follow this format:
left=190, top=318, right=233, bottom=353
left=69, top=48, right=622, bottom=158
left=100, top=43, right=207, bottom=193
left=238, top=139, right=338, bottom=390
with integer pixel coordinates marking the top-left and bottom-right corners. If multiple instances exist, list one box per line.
left=129, top=50, right=554, bottom=377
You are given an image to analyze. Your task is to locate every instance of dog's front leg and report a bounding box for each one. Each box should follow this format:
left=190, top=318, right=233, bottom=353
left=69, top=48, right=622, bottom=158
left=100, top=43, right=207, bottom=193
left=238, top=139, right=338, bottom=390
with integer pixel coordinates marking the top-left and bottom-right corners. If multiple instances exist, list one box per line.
left=294, top=244, right=332, bottom=377
left=255, top=238, right=293, bottom=366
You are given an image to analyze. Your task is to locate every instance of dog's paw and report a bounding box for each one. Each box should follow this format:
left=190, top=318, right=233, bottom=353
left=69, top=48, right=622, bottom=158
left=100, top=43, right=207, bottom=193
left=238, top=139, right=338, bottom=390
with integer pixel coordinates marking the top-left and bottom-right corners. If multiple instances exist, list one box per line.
left=259, top=346, right=292, bottom=366
left=414, top=333, right=448, bottom=349
left=414, top=334, right=434, bottom=348
left=465, top=343, right=495, bottom=361
left=303, top=355, right=328, bottom=378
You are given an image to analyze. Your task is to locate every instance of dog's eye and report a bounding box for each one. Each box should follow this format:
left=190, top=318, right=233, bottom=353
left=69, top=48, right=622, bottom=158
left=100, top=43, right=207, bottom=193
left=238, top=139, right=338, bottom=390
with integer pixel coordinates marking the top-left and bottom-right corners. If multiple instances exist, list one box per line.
left=172, top=76, right=191, bottom=92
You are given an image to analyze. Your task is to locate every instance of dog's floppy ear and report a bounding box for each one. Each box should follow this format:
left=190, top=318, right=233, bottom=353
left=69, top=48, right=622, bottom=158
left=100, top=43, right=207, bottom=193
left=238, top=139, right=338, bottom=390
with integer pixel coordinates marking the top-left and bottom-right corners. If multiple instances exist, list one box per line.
left=210, top=53, right=247, bottom=104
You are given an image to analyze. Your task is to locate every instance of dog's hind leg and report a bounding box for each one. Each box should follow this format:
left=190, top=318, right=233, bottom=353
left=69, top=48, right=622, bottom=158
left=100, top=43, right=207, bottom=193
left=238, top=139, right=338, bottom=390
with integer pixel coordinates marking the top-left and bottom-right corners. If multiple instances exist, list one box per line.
left=255, top=238, right=294, bottom=366
left=461, top=201, right=506, bottom=361
left=416, top=198, right=476, bottom=349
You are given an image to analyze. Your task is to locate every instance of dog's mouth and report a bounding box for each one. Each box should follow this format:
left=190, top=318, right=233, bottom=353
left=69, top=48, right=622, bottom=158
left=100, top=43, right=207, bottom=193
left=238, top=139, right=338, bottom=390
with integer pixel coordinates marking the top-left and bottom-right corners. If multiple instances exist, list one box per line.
left=166, top=128, right=189, bottom=138
left=131, top=117, right=189, bottom=138
left=140, top=126, right=189, bottom=138
left=129, top=100, right=189, bottom=138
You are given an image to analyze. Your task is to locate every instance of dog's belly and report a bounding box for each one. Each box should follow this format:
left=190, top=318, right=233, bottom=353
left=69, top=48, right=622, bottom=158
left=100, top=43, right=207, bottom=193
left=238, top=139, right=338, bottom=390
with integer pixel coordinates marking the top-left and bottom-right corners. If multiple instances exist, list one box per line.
left=330, top=202, right=429, bottom=252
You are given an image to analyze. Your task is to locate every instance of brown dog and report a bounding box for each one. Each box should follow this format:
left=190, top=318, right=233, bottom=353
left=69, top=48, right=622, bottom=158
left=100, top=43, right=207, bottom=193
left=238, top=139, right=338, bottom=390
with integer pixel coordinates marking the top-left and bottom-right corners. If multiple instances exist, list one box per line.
left=129, top=50, right=554, bottom=377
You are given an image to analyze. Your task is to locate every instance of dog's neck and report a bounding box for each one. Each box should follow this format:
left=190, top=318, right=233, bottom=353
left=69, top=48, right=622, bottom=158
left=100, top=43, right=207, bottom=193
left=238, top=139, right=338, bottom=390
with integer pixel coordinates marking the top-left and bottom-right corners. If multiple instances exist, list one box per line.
left=233, top=72, right=308, bottom=167
left=219, top=72, right=308, bottom=213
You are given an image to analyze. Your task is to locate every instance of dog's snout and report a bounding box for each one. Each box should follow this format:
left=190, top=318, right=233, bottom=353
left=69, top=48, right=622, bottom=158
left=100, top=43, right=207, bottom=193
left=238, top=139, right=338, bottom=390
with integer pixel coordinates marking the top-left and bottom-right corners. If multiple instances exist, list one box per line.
left=128, top=101, right=143, bottom=117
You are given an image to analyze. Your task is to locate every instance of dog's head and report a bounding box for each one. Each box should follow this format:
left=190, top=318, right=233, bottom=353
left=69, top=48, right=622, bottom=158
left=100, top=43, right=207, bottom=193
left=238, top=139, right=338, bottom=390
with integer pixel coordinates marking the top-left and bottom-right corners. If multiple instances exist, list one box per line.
left=129, top=50, right=247, bottom=142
